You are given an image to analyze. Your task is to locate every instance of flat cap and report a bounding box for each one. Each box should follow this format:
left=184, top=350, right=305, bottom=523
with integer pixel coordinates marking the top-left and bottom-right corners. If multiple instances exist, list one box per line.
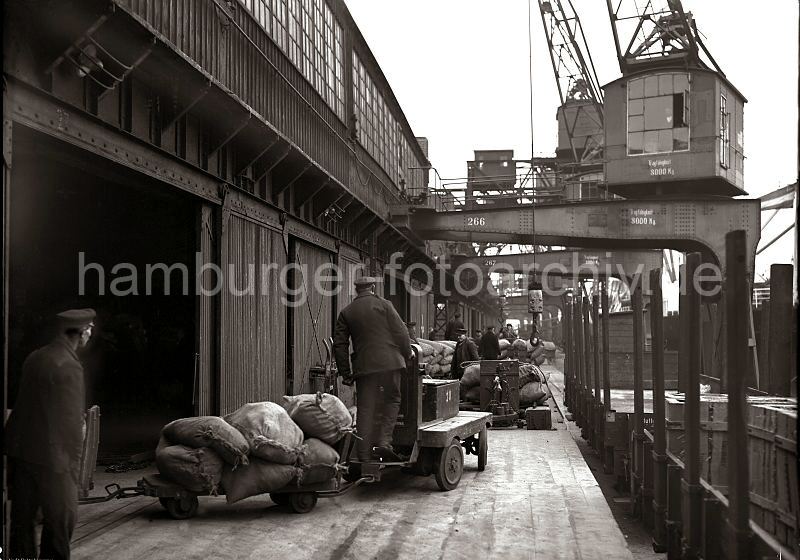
left=353, top=276, right=378, bottom=286
left=455, top=327, right=467, bottom=334
left=56, top=308, right=96, bottom=329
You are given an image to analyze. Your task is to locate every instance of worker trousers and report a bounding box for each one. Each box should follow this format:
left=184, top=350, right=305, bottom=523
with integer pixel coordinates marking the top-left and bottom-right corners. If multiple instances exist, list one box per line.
left=10, top=458, right=78, bottom=560
left=354, top=369, right=402, bottom=461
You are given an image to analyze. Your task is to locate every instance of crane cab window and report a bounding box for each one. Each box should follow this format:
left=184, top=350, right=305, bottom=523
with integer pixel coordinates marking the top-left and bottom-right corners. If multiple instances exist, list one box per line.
left=627, top=73, right=690, bottom=155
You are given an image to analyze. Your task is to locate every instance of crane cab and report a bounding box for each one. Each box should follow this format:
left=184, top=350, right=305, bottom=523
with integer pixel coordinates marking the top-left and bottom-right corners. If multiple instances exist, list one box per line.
left=603, top=68, right=746, bottom=198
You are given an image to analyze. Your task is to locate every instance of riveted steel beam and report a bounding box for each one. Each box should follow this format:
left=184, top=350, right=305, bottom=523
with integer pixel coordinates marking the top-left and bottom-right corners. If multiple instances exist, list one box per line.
left=403, top=199, right=760, bottom=276
left=7, top=78, right=220, bottom=202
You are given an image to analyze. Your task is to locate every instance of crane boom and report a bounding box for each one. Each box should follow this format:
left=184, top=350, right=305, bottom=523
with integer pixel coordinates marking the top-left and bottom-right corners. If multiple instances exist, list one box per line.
left=538, top=0, right=605, bottom=165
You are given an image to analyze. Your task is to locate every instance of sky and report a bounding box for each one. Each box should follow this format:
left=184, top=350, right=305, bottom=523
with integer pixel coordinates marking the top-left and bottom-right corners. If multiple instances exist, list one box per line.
left=344, top=0, right=798, bottom=284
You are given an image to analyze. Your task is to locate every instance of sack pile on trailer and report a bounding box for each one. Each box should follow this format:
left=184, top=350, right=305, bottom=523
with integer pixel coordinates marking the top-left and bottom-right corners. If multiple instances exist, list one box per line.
left=154, top=393, right=353, bottom=503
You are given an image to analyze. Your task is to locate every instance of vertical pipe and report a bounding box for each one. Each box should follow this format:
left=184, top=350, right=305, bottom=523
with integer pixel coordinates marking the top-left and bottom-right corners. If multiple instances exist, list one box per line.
left=650, top=268, right=668, bottom=552
left=601, top=279, right=611, bottom=410
left=767, top=264, right=793, bottom=395
left=682, top=252, right=703, bottom=558
left=726, top=231, right=751, bottom=560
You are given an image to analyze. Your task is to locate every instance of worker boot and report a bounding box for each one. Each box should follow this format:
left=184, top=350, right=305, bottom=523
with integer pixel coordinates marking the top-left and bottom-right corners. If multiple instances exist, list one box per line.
left=371, top=446, right=406, bottom=463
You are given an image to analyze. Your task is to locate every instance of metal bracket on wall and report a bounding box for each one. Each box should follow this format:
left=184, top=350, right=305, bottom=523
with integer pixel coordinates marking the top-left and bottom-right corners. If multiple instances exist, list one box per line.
left=207, top=113, right=252, bottom=159
left=161, top=81, right=212, bottom=134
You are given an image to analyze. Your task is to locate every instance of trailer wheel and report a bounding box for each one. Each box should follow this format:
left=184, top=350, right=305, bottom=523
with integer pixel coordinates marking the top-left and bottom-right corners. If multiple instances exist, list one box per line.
left=269, top=493, right=290, bottom=506
left=161, top=496, right=198, bottom=519
left=289, top=492, right=317, bottom=514
left=434, top=438, right=464, bottom=491
left=477, top=427, right=488, bottom=472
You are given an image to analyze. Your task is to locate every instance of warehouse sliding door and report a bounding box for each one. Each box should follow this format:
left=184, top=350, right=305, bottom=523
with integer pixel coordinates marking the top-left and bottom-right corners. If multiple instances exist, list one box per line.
left=220, top=213, right=287, bottom=414
left=290, top=239, right=334, bottom=395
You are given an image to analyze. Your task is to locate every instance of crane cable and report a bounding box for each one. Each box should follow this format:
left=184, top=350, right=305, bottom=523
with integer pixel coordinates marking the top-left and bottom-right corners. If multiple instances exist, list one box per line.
left=528, top=0, right=536, bottom=266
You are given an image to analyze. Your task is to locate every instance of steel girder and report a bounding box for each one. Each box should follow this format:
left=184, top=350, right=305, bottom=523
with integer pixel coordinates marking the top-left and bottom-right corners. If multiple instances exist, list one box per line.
left=452, top=249, right=663, bottom=279
left=399, top=199, right=760, bottom=276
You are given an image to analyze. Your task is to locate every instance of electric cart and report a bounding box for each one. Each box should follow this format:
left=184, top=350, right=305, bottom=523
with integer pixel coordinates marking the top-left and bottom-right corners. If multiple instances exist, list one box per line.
left=79, top=345, right=492, bottom=518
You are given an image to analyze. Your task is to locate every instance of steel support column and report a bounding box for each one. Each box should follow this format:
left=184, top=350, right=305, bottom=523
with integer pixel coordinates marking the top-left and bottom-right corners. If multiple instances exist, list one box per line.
left=725, top=231, right=752, bottom=559
left=575, top=289, right=585, bottom=427
left=631, top=279, right=645, bottom=516
left=592, top=293, right=601, bottom=452
left=682, top=252, right=703, bottom=559
left=767, top=264, right=793, bottom=395
left=649, top=268, right=668, bottom=552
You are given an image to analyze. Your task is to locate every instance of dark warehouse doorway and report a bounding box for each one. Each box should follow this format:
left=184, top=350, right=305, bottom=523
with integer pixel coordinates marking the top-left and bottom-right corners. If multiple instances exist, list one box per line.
left=8, top=127, right=198, bottom=461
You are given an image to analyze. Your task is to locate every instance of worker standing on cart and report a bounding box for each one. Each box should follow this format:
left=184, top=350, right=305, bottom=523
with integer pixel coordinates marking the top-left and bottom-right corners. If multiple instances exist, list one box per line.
left=6, top=308, right=96, bottom=560
left=453, top=328, right=478, bottom=380
left=333, top=276, right=411, bottom=463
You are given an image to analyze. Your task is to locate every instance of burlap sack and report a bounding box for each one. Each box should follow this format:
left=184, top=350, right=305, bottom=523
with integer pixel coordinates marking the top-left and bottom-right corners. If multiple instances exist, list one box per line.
left=464, top=386, right=481, bottom=403
left=156, top=438, right=224, bottom=494
left=296, top=438, right=339, bottom=485
left=163, top=416, right=249, bottom=467
left=282, top=393, right=353, bottom=445
left=460, top=363, right=481, bottom=388
left=224, top=402, right=304, bottom=465
left=520, top=381, right=548, bottom=407
left=222, top=459, right=299, bottom=504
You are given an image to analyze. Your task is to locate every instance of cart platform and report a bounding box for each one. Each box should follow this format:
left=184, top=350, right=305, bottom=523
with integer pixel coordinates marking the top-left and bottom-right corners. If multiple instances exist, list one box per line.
left=418, top=411, right=492, bottom=447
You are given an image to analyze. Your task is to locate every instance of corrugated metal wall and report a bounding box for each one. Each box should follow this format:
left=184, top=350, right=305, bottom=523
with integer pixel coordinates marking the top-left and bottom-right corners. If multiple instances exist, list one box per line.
left=291, top=239, right=334, bottom=395
left=196, top=203, right=216, bottom=415
left=220, top=213, right=287, bottom=414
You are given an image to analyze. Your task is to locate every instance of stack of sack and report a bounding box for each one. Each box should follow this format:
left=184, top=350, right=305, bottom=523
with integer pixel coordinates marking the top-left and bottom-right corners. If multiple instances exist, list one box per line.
left=417, top=338, right=455, bottom=378
left=456, top=361, right=550, bottom=408
left=156, top=416, right=250, bottom=495
left=497, top=338, right=551, bottom=366
left=155, top=393, right=353, bottom=504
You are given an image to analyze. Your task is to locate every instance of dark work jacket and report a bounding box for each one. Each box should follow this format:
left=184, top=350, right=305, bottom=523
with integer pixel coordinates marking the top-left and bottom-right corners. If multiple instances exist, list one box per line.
left=333, top=293, right=411, bottom=377
left=453, top=338, right=479, bottom=379
left=5, top=336, right=85, bottom=474
left=479, top=331, right=501, bottom=360
left=444, top=319, right=465, bottom=342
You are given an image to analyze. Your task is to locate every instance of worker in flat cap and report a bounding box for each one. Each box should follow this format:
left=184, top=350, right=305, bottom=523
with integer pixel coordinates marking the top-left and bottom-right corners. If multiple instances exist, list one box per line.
left=333, top=276, right=411, bottom=464
left=6, top=308, right=96, bottom=560
left=453, top=327, right=479, bottom=380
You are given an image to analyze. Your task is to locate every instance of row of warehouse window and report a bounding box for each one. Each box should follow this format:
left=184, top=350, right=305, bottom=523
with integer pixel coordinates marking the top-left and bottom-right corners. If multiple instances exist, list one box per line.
left=240, top=0, right=346, bottom=120
left=239, top=0, right=424, bottom=191
left=353, top=53, right=420, bottom=190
